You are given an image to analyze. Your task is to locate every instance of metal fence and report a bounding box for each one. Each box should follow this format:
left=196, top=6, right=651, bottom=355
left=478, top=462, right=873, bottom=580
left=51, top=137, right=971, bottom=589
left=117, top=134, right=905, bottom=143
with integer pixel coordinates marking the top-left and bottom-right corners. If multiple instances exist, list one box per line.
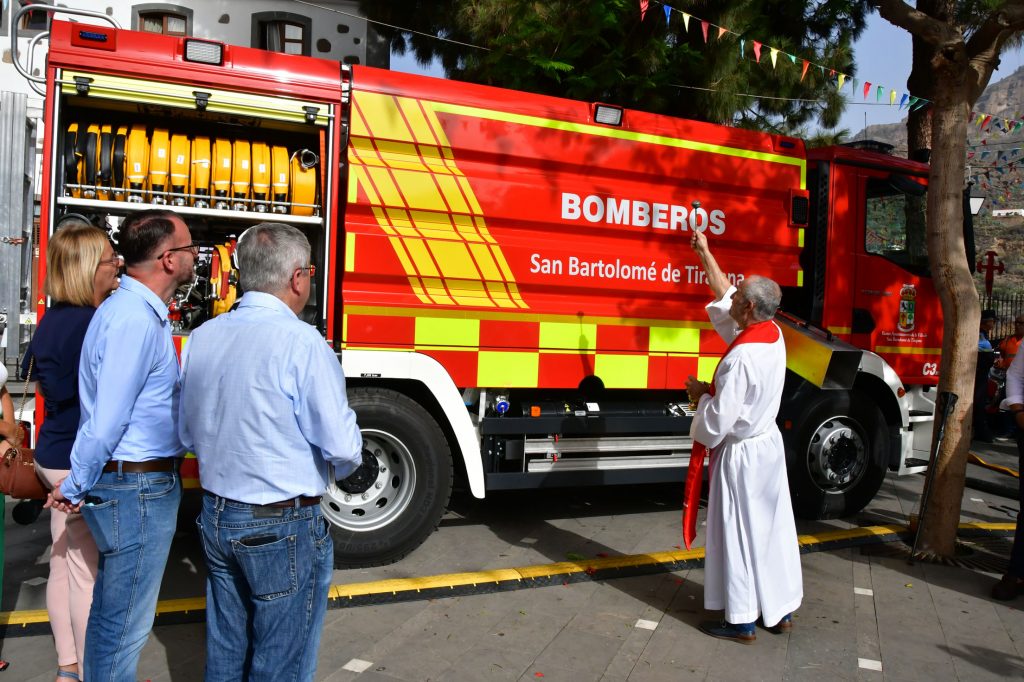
left=981, top=293, right=1024, bottom=341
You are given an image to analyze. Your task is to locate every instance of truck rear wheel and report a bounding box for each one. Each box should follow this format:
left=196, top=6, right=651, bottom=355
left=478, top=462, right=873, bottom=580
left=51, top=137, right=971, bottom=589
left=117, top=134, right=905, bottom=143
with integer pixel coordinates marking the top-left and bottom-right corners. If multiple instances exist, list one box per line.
left=323, top=387, right=453, bottom=567
left=783, top=391, right=887, bottom=520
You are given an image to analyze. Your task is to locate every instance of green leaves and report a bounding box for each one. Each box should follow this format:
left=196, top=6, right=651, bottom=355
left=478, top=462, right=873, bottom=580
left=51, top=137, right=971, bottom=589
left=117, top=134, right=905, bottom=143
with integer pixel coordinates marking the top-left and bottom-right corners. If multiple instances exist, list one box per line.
left=359, top=0, right=869, bottom=133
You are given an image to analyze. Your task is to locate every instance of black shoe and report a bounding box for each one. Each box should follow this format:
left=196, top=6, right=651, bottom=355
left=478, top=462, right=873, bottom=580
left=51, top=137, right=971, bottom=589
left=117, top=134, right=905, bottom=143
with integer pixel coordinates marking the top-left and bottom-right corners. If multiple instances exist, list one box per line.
left=699, top=620, right=756, bottom=644
left=991, top=574, right=1024, bottom=601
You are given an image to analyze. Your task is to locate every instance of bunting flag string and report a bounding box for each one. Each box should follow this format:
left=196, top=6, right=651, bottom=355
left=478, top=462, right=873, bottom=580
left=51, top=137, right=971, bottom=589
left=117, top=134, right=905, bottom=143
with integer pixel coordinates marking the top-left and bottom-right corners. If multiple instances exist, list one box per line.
left=647, top=1, right=937, bottom=115
left=645, top=1, right=1024, bottom=142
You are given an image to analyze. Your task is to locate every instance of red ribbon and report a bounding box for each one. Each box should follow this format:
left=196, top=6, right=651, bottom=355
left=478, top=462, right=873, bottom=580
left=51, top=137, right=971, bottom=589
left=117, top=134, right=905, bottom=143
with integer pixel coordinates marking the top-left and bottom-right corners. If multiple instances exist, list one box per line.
left=681, top=318, right=780, bottom=549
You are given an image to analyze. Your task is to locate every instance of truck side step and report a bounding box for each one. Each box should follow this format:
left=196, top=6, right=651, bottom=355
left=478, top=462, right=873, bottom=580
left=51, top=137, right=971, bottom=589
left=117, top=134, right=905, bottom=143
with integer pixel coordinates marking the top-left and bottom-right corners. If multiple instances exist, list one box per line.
left=527, top=452, right=690, bottom=473
left=524, top=435, right=691, bottom=456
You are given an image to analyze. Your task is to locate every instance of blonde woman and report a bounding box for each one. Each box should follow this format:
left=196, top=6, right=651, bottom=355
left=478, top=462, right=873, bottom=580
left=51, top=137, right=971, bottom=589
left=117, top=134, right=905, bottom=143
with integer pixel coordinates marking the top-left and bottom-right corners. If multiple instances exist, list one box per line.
left=25, top=219, right=120, bottom=682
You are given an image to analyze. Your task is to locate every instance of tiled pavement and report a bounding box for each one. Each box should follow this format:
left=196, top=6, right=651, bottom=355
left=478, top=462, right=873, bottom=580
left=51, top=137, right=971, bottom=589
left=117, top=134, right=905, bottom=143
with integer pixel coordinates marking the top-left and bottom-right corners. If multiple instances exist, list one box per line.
left=1, top=440, right=1022, bottom=681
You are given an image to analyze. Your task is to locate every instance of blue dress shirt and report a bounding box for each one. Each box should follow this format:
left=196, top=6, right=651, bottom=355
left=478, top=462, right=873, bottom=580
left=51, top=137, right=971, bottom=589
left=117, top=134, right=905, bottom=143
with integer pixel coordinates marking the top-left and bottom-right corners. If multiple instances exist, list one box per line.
left=179, top=292, right=362, bottom=504
left=23, top=303, right=95, bottom=469
left=61, top=275, right=184, bottom=504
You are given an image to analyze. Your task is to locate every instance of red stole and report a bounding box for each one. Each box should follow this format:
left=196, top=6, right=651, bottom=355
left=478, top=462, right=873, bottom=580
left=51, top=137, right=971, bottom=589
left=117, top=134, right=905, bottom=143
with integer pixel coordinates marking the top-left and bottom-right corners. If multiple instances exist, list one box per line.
left=681, top=319, right=780, bottom=550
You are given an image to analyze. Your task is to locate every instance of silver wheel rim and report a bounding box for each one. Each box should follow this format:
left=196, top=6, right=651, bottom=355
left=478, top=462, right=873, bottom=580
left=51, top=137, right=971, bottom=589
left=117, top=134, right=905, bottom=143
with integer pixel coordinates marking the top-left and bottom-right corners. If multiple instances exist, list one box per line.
left=322, top=428, right=417, bottom=533
left=805, top=416, right=868, bottom=493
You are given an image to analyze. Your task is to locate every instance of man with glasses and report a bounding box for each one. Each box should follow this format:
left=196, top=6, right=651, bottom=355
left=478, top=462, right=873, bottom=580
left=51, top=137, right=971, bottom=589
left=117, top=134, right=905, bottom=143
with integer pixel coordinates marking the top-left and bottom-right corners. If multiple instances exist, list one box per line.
left=47, top=208, right=196, bottom=681
left=178, top=222, right=363, bottom=681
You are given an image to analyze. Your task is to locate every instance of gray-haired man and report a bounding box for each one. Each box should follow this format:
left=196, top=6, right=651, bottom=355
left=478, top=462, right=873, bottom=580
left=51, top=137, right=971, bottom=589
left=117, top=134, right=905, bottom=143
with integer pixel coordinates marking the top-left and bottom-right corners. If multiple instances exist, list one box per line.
left=179, top=222, right=363, bottom=680
left=684, top=228, right=803, bottom=644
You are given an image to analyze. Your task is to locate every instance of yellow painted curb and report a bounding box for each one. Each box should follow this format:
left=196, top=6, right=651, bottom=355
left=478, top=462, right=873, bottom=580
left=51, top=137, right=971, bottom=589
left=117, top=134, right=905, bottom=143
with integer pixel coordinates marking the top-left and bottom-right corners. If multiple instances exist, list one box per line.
left=0, top=522, right=1015, bottom=628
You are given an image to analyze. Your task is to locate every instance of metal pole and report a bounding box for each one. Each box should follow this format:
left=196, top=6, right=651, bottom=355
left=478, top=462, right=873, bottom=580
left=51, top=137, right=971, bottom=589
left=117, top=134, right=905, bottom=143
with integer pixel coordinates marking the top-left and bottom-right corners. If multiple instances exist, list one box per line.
left=909, top=391, right=959, bottom=563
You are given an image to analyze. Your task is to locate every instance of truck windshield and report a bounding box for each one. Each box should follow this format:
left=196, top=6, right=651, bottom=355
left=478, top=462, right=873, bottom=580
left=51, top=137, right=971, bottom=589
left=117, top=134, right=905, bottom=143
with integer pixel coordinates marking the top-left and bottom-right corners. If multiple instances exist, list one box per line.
left=864, top=177, right=929, bottom=275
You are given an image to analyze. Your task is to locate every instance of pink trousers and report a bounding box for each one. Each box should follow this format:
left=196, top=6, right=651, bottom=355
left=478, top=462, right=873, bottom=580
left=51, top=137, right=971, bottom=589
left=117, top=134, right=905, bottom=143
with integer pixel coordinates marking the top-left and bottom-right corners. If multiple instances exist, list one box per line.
left=35, top=463, right=98, bottom=669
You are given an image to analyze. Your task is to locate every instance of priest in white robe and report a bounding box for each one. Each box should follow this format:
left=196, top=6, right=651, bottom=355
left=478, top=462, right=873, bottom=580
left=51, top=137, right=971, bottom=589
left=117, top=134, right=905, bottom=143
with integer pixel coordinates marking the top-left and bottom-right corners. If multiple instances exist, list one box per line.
left=684, top=228, right=803, bottom=644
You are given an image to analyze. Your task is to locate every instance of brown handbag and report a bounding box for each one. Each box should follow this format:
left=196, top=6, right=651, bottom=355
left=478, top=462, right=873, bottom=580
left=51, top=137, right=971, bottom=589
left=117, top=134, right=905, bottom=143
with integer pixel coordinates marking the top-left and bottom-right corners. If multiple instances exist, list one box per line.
left=0, top=358, right=48, bottom=500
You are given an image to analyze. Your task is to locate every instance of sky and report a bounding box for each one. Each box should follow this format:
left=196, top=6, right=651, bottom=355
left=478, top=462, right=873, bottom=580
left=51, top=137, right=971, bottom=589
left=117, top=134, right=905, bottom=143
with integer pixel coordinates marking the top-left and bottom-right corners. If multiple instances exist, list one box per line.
left=388, top=13, right=1024, bottom=139
left=839, top=16, right=1024, bottom=136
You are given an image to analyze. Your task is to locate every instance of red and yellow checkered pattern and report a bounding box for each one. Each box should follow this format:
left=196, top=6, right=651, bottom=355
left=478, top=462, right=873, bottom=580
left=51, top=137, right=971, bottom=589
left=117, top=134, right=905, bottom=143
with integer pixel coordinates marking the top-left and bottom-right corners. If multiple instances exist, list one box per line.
left=343, top=307, right=729, bottom=389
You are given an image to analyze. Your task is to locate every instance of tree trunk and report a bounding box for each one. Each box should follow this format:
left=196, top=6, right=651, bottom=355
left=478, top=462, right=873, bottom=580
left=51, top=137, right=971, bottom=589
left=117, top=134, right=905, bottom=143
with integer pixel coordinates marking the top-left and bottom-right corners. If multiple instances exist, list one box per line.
left=907, top=35, right=934, bottom=158
left=916, top=94, right=978, bottom=557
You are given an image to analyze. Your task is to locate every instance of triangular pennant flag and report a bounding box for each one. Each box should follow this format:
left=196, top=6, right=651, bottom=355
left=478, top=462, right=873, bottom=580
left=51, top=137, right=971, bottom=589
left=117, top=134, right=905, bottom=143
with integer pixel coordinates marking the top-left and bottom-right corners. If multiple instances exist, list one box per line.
left=898, top=93, right=908, bottom=109
left=682, top=12, right=690, bottom=31
left=770, top=48, right=778, bottom=68
left=819, top=65, right=826, bottom=78
left=983, top=114, right=992, bottom=129
left=664, top=5, right=671, bottom=26
left=701, top=20, right=709, bottom=43
left=788, top=53, right=796, bottom=64
left=876, top=85, right=883, bottom=102
left=801, top=60, right=809, bottom=81
left=852, top=78, right=858, bottom=94
left=829, top=69, right=835, bottom=78
left=753, top=41, right=762, bottom=63
left=837, top=73, right=846, bottom=91
left=739, top=39, right=745, bottom=59
left=968, top=152, right=975, bottom=159
left=1016, top=121, right=1023, bottom=133
left=908, top=96, right=918, bottom=109
left=912, top=98, right=929, bottom=111
left=640, top=0, right=649, bottom=21
left=889, top=89, right=897, bottom=105
left=718, top=26, right=727, bottom=40
left=863, top=82, right=871, bottom=99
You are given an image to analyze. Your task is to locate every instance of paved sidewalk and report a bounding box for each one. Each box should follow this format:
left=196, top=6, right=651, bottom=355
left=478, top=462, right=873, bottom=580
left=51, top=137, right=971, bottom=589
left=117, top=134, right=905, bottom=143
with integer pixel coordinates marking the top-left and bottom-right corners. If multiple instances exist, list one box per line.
left=1, top=440, right=1021, bottom=681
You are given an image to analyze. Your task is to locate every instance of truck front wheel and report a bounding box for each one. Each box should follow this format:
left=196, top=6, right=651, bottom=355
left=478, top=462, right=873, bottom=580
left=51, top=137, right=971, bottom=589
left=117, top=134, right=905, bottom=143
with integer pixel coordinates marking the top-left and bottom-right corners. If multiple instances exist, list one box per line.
left=323, top=387, right=453, bottom=567
left=783, top=391, right=887, bottom=520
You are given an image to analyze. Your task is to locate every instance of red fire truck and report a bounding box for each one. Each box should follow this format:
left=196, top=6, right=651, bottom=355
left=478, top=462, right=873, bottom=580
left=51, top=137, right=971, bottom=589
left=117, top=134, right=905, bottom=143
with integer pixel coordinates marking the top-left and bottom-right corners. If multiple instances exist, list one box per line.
left=20, top=16, right=940, bottom=566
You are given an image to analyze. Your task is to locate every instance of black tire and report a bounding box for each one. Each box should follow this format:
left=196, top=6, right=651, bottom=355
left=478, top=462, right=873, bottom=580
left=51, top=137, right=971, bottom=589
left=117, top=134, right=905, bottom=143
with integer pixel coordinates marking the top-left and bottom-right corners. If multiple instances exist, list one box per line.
left=323, top=387, right=453, bottom=567
left=782, top=390, right=888, bottom=520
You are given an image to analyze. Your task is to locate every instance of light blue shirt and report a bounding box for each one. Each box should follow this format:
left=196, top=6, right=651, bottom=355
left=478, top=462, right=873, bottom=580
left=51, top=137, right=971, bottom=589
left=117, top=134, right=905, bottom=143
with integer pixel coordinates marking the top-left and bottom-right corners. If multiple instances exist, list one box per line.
left=179, top=292, right=363, bottom=503
left=61, top=275, right=184, bottom=503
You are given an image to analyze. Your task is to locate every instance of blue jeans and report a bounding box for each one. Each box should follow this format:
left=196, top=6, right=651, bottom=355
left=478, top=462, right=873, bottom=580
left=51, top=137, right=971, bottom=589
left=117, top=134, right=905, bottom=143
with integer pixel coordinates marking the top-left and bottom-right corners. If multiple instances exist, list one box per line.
left=199, top=494, right=333, bottom=682
left=81, top=470, right=181, bottom=682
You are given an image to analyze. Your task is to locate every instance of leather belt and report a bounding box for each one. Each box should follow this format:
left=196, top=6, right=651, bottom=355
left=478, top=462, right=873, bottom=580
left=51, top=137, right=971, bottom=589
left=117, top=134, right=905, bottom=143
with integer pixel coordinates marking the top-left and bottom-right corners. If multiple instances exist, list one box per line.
left=264, top=496, right=321, bottom=508
left=103, top=458, right=180, bottom=474
left=207, top=492, right=321, bottom=509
